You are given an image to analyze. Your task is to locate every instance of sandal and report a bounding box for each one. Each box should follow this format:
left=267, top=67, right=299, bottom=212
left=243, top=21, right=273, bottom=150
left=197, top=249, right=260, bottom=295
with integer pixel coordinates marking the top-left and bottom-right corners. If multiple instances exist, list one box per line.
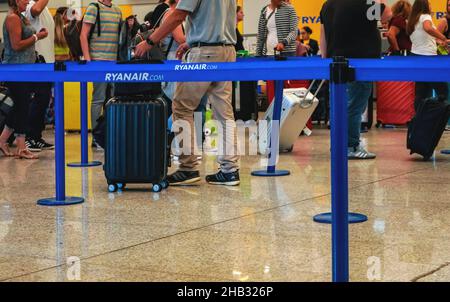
left=15, top=149, right=39, bottom=160
left=0, top=142, right=13, bottom=157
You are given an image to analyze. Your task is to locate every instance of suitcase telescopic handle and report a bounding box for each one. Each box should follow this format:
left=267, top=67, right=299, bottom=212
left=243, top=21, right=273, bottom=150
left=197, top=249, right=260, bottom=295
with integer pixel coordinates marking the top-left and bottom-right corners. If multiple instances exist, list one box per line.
left=298, top=79, right=326, bottom=109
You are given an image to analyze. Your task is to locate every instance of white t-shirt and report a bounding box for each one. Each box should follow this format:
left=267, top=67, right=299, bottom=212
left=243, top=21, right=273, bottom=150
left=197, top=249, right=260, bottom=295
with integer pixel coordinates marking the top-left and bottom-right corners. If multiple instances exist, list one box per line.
left=23, top=1, right=55, bottom=63
left=266, top=7, right=278, bottom=56
left=410, top=14, right=437, bottom=56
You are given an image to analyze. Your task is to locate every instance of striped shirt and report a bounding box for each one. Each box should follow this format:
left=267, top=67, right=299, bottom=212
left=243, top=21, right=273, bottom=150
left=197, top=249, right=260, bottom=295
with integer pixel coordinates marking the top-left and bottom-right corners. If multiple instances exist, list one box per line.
left=256, top=3, right=299, bottom=56
left=84, top=2, right=122, bottom=61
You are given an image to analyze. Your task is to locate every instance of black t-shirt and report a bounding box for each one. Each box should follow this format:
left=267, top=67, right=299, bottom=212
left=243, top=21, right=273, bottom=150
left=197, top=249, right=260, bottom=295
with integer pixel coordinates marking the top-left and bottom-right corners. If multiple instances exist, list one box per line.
left=150, top=3, right=169, bottom=29
left=235, top=28, right=245, bottom=51
left=320, top=0, right=385, bottom=58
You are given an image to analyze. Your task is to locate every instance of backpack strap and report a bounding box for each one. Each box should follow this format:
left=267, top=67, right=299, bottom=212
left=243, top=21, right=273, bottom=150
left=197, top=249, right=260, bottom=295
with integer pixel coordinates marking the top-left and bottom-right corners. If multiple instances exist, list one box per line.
left=153, top=8, right=169, bottom=29
left=87, top=2, right=101, bottom=41
left=164, top=19, right=183, bottom=59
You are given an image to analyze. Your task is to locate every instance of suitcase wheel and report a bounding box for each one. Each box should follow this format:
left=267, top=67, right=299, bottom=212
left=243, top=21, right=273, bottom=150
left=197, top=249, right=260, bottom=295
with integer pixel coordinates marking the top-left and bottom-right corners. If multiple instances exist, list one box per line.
left=117, top=183, right=126, bottom=190
left=152, top=183, right=162, bottom=193
left=160, top=180, right=169, bottom=189
left=108, top=183, right=118, bottom=193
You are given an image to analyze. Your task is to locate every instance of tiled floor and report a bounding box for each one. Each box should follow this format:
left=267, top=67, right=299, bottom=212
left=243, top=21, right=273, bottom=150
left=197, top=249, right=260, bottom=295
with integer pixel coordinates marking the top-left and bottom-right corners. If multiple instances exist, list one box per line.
left=1, top=126, right=450, bottom=282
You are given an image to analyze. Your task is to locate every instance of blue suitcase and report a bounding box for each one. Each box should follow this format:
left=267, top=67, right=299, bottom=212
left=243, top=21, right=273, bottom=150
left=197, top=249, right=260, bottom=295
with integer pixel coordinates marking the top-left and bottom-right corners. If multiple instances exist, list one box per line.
left=104, top=96, right=169, bottom=193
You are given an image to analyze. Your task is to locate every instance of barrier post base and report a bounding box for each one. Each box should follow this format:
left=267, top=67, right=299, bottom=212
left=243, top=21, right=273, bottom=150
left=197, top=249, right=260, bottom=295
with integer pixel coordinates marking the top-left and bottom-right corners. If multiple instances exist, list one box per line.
left=67, top=161, right=102, bottom=168
left=37, top=197, right=84, bottom=206
left=313, top=212, right=368, bottom=224
left=251, top=170, right=290, bottom=177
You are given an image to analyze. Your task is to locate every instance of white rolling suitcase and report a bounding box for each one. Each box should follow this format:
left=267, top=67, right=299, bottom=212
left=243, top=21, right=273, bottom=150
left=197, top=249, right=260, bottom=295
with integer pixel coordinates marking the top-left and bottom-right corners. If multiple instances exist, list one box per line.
left=259, top=80, right=325, bottom=153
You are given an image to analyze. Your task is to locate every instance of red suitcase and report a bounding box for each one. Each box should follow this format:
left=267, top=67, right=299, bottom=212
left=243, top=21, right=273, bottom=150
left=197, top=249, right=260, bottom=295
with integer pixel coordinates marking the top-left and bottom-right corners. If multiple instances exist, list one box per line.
left=376, top=81, right=415, bottom=126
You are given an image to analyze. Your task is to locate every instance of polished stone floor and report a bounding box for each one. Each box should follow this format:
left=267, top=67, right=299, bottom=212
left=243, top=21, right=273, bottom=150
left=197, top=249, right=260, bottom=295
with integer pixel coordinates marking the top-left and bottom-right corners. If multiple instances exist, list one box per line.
left=1, top=126, right=450, bottom=282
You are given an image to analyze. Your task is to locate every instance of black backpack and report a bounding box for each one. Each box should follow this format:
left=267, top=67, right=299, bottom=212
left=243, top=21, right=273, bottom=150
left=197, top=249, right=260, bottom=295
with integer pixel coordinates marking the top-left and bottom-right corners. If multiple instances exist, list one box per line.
left=64, top=2, right=101, bottom=60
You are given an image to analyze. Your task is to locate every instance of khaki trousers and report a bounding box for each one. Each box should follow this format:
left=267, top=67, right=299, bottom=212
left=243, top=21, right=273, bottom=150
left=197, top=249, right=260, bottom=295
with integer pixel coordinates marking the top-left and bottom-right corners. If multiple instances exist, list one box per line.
left=172, top=45, right=239, bottom=173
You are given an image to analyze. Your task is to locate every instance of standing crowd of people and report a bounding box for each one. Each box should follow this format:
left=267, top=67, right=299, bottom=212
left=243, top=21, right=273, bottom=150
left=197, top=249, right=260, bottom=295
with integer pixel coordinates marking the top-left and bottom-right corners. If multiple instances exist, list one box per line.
left=1, top=0, right=450, bottom=186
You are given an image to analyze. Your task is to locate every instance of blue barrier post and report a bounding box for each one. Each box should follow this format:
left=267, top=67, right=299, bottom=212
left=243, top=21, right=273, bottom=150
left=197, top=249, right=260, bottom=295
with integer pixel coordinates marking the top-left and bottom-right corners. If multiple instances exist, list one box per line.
left=68, top=82, right=102, bottom=167
left=252, top=80, right=290, bottom=177
left=37, top=81, right=84, bottom=206
left=312, top=57, right=368, bottom=282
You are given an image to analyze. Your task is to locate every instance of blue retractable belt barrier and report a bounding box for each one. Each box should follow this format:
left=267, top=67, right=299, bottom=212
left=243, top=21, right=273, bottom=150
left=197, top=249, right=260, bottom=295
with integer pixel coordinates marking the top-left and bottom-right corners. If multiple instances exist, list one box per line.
left=2, top=56, right=450, bottom=282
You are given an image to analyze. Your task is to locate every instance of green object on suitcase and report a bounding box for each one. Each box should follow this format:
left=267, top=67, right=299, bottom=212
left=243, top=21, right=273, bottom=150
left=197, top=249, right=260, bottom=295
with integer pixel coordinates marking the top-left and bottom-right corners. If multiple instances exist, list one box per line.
left=237, top=50, right=250, bottom=57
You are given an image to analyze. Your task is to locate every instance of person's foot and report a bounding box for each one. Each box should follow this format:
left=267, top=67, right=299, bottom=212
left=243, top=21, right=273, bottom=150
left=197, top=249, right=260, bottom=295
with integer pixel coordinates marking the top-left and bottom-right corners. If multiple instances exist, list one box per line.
left=445, top=125, right=450, bottom=131
left=15, top=149, right=39, bottom=160
left=205, top=170, right=240, bottom=186
left=25, top=139, right=42, bottom=152
left=34, top=138, right=54, bottom=150
left=167, top=170, right=201, bottom=186
left=348, top=146, right=376, bottom=160
left=0, top=142, right=13, bottom=157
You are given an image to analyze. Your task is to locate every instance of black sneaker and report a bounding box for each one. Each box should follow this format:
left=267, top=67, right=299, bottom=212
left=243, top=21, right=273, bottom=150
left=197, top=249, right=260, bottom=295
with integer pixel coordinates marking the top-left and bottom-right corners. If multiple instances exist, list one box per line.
left=35, top=138, right=55, bottom=150
left=206, top=170, right=240, bottom=186
left=167, top=170, right=201, bottom=186
left=25, top=139, right=42, bottom=152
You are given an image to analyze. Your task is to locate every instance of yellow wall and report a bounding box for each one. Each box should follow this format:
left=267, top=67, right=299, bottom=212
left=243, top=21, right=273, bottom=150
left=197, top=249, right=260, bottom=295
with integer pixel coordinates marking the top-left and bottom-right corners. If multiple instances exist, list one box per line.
left=64, top=83, right=94, bottom=130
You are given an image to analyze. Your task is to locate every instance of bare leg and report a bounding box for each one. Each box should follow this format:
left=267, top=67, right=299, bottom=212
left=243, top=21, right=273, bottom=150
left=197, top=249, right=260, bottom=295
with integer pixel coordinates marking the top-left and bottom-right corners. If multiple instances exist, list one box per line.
left=0, top=127, right=14, bottom=156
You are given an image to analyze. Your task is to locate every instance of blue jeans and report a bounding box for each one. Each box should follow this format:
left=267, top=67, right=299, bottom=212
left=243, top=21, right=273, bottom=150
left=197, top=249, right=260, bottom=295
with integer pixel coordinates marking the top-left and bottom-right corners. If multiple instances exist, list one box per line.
left=347, top=82, right=373, bottom=148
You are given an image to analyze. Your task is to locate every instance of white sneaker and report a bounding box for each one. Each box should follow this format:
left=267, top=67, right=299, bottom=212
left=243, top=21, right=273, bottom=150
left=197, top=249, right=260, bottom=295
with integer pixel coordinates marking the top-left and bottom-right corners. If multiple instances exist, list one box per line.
left=348, top=146, right=376, bottom=160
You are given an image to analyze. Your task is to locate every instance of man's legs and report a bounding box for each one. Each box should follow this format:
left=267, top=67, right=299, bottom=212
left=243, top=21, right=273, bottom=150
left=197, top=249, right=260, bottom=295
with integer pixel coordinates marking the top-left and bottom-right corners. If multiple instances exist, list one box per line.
left=91, top=82, right=110, bottom=131
left=172, top=81, right=210, bottom=171
left=168, top=45, right=239, bottom=186
left=91, top=82, right=111, bottom=148
left=347, top=81, right=375, bottom=159
left=204, top=46, right=240, bottom=185
left=168, top=80, right=210, bottom=185
left=208, top=80, right=239, bottom=174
